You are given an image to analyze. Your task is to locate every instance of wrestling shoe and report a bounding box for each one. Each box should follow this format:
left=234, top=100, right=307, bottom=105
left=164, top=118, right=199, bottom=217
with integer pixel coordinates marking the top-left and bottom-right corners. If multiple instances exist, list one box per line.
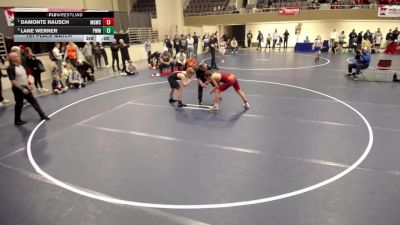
left=169, top=98, right=177, bottom=103
left=211, top=104, right=219, bottom=111
left=243, top=102, right=250, bottom=109
left=177, top=101, right=187, bottom=107
left=15, top=120, right=27, bottom=126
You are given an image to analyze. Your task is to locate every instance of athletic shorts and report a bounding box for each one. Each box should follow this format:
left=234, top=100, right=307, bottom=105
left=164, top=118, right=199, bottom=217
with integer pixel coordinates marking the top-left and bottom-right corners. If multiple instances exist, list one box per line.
left=168, top=76, right=181, bottom=89
left=219, top=74, right=240, bottom=92
left=314, top=47, right=321, bottom=53
left=219, top=48, right=226, bottom=54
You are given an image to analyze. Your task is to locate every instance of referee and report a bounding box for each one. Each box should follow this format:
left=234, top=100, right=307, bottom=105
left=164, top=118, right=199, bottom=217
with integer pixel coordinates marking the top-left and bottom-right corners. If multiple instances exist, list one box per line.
left=7, top=52, right=49, bottom=126
left=196, top=63, right=212, bottom=105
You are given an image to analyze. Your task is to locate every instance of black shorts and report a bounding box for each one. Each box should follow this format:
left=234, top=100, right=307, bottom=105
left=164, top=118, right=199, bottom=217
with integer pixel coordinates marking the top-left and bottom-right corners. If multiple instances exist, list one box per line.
left=168, top=76, right=181, bottom=89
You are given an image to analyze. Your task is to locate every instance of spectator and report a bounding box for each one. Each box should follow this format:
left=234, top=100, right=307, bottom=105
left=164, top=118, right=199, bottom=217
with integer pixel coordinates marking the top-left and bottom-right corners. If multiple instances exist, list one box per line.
left=361, top=37, right=372, bottom=51
left=187, top=35, right=194, bottom=57
left=304, top=36, right=310, bottom=43
left=265, top=33, right=272, bottom=50
left=173, top=35, right=180, bottom=55
left=393, top=27, right=399, bottom=41
left=61, top=63, right=73, bottom=86
left=10, top=46, right=27, bottom=70
left=345, top=47, right=371, bottom=79
left=25, top=47, right=48, bottom=93
left=149, top=51, right=161, bottom=69
left=164, top=35, right=173, bottom=56
left=338, top=31, right=346, bottom=52
left=209, top=34, right=219, bottom=69
left=374, top=28, right=383, bottom=53
left=277, top=35, right=283, bottom=50
left=158, top=51, right=172, bottom=75
left=329, top=29, right=337, bottom=51
left=144, top=39, right=152, bottom=65
left=349, top=29, right=358, bottom=52
left=357, top=31, right=363, bottom=49
left=125, top=60, right=138, bottom=75
left=68, top=66, right=84, bottom=89
left=92, top=42, right=102, bottom=68
left=256, top=31, right=263, bottom=51
left=119, top=39, right=130, bottom=74
left=386, top=29, right=393, bottom=47
left=231, top=37, right=238, bottom=54
left=64, top=42, right=78, bottom=67
left=247, top=30, right=253, bottom=48
left=175, top=48, right=187, bottom=70
left=364, top=29, right=373, bottom=44
left=52, top=43, right=63, bottom=74
left=51, top=74, right=68, bottom=95
left=7, top=52, right=49, bottom=125
left=77, top=60, right=95, bottom=83
left=219, top=38, right=227, bottom=63
left=0, top=56, right=10, bottom=106
left=272, top=29, right=278, bottom=49
left=180, top=34, right=188, bottom=52
left=82, top=42, right=93, bottom=66
left=283, top=29, right=290, bottom=50
left=99, top=43, right=109, bottom=68
left=203, top=33, right=210, bottom=53
left=192, top=32, right=199, bottom=56
left=110, top=39, right=120, bottom=72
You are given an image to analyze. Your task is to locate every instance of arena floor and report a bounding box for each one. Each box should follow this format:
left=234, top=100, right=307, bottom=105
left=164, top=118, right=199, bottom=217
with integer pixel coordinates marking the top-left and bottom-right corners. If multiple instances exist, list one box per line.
left=1, top=50, right=400, bottom=225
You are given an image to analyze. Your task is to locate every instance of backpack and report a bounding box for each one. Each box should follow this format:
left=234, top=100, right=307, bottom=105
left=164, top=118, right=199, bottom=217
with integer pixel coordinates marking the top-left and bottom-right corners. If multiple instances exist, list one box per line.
left=36, top=59, right=46, bottom=72
left=49, top=49, right=56, bottom=61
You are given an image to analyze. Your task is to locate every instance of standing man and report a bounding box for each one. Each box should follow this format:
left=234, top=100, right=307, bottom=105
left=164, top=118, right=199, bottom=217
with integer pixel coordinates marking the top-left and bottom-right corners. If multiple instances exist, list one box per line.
left=374, top=28, right=383, bottom=53
left=52, top=43, right=63, bottom=73
left=164, top=35, right=173, bottom=56
left=144, top=39, right=152, bottom=65
left=247, top=30, right=253, bottom=48
left=82, top=42, right=94, bottom=66
left=187, top=35, right=194, bottom=57
left=272, top=29, right=278, bottom=49
left=7, top=52, right=49, bottom=125
left=63, top=42, right=78, bottom=67
left=119, top=39, right=130, bottom=73
left=349, top=29, right=357, bottom=52
left=209, top=34, right=219, bottom=69
left=283, top=29, right=290, bottom=50
left=196, top=62, right=212, bottom=105
left=392, top=27, right=399, bottom=41
left=329, top=29, right=337, bottom=51
left=110, top=39, right=120, bottom=72
left=193, top=32, right=199, bottom=57
left=256, top=31, right=263, bottom=51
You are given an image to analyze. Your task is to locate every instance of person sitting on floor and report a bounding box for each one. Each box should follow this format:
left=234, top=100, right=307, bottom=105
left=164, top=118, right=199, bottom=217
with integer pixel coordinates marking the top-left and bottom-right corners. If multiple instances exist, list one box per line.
left=345, top=47, right=371, bottom=79
left=52, top=74, right=68, bottom=94
left=68, top=66, right=85, bottom=88
left=125, top=60, right=138, bottom=75
left=77, top=60, right=95, bottom=83
left=61, top=63, right=72, bottom=87
left=158, top=51, right=172, bottom=76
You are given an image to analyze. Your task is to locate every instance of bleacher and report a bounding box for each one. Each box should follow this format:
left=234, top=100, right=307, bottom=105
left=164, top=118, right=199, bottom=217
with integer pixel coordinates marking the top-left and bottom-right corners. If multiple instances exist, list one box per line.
left=184, top=0, right=235, bottom=14
left=132, top=0, right=156, bottom=17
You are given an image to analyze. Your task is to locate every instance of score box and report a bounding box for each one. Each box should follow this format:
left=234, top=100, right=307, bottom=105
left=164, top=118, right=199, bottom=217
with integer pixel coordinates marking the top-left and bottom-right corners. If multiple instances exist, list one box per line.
left=102, top=26, right=114, bottom=34
left=102, top=18, right=114, bottom=26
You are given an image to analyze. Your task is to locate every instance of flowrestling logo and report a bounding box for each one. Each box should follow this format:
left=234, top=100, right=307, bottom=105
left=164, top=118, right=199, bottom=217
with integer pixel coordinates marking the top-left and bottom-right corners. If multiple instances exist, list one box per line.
left=278, top=7, right=300, bottom=15
left=378, top=5, right=400, bottom=17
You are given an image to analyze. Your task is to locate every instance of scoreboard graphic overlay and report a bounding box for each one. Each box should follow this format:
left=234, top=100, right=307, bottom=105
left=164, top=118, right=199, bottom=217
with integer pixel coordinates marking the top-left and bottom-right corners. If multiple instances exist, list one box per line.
left=14, top=11, right=114, bottom=42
